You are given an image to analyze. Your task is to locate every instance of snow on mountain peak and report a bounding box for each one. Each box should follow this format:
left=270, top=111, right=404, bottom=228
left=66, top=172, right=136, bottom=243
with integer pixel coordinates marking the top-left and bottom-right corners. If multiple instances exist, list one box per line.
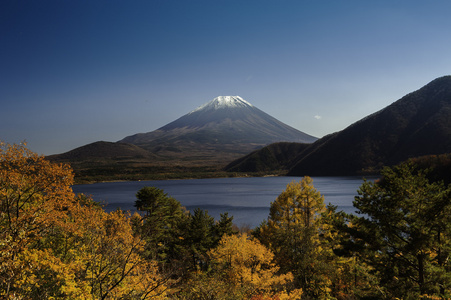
left=190, top=96, right=253, bottom=113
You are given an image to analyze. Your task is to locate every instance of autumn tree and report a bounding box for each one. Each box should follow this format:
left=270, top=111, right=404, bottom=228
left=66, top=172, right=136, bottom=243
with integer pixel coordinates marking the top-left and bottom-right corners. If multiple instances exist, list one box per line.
left=209, top=233, right=303, bottom=299
left=349, top=163, right=451, bottom=298
left=0, top=143, right=168, bottom=299
left=0, top=142, right=75, bottom=298
left=175, top=233, right=302, bottom=300
left=256, top=177, right=337, bottom=297
left=68, top=202, right=169, bottom=299
left=319, top=205, right=378, bottom=299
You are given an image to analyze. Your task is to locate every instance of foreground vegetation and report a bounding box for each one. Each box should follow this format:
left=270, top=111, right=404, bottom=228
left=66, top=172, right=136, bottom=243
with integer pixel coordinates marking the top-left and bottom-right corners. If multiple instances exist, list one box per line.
left=2, top=143, right=451, bottom=299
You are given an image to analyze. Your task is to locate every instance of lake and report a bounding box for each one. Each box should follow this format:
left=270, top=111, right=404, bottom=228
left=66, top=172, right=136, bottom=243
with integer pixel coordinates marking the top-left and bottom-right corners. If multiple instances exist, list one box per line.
left=72, top=176, right=372, bottom=228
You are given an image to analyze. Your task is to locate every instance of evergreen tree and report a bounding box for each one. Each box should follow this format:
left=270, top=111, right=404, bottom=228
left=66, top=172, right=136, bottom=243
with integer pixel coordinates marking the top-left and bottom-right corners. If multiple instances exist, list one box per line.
left=181, top=209, right=235, bottom=272
left=184, top=208, right=216, bottom=271
left=134, top=187, right=188, bottom=266
left=213, top=212, right=235, bottom=244
left=350, top=163, right=451, bottom=298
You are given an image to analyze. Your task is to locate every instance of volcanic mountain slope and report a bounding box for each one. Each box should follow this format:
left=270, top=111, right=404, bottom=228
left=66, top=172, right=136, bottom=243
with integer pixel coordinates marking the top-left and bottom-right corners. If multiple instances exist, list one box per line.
left=286, top=75, right=451, bottom=176
left=120, top=96, right=317, bottom=161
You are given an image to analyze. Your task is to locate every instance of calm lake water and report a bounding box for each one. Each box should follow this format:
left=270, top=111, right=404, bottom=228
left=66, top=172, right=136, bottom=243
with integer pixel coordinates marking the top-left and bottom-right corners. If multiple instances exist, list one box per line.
left=72, top=176, right=372, bottom=228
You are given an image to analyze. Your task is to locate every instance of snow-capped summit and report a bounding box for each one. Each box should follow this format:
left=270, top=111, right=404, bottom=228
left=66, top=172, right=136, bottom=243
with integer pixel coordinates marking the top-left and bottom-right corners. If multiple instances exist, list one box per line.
left=190, top=96, right=253, bottom=113
left=120, top=95, right=317, bottom=160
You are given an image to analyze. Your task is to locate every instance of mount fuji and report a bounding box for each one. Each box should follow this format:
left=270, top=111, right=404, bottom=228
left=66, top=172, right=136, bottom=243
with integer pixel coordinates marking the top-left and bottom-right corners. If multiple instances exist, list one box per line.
left=48, top=96, right=316, bottom=181
left=120, top=96, right=317, bottom=162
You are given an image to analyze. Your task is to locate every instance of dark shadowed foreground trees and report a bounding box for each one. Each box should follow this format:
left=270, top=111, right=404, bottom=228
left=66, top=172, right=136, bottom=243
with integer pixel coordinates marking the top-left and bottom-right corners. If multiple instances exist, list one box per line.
left=133, top=187, right=235, bottom=273
left=346, top=163, right=451, bottom=299
left=133, top=186, right=189, bottom=267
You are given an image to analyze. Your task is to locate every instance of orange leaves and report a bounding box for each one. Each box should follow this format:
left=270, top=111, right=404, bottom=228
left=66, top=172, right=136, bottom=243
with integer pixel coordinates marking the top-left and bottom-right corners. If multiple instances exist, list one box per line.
left=0, top=143, right=168, bottom=299
left=0, top=142, right=74, bottom=239
left=0, top=143, right=76, bottom=297
left=57, top=195, right=169, bottom=299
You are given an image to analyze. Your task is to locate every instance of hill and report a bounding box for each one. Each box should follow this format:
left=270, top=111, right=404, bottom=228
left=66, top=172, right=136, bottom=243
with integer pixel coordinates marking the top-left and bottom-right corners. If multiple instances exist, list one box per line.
left=287, top=75, right=451, bottom=176
left=408, top=153, right=451, bottom=185
left=224, top=142, right=311, bottom=173
left=225, top=76, right=451, bottom=176
left=47, top=141, right=166, bottom=182
left=47, top=141, right=156, bottom=162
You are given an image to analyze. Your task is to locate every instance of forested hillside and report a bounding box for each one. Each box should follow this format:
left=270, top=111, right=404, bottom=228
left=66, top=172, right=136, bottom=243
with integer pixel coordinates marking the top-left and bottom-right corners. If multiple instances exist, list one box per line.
left=2, top=143, right=451, bottom=299
left=224, top=142, right=311, bottom=173
left=289, top=75, right=451, bottom=175
left=228, top=76, right=451, bottom=177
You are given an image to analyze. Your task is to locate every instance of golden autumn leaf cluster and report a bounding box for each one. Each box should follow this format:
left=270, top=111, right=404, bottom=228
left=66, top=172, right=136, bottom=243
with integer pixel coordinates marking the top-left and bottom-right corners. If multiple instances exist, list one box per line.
left=0, top=143, right=168, bottom=299
left=209, top=233, right=303, bottom=299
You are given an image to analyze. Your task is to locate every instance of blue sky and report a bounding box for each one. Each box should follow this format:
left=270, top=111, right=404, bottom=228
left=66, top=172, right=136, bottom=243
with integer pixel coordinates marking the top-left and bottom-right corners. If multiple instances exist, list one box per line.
left=2, top=0, right=451, bottom=155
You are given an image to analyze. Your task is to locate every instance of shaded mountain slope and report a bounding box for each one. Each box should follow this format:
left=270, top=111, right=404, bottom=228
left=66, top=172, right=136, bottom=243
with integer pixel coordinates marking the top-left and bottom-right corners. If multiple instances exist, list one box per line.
left=47, top=141, right=156, bottom=162
left=47, top=141, right=167, bottom=182
left=224, top=142, right=311, bottom=173
left=288, top=76, right=451, bottom=176
left=408, top=153, right=451, bottom=185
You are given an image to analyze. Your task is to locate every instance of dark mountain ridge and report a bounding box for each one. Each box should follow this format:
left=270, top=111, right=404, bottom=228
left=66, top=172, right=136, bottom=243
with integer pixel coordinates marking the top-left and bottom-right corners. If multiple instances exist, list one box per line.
left=46, top=141, right=163, bottom=182
left=224, top=142, right=311, bottom=173
left=289, top=75, right=451, bottom=175
left=226, top=76, right=451, bottom=176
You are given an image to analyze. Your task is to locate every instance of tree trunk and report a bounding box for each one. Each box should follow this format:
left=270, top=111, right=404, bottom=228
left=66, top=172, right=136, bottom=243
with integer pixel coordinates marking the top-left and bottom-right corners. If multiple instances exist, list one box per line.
left=417, top=253, right=425, bottom=295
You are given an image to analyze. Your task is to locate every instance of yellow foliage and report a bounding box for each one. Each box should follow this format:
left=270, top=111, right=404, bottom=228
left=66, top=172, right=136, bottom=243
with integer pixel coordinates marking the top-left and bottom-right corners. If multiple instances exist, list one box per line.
left=209, top=233, right=301, bottom=298
left=0, top=143, right=167, bottom=299
left=69, top=204, right=169, bottom=299
left=0, top=142, right=75, bottom=297
left=257, top=177, right=354, bottom=298
left=275, top=288, right=304, bottom=300
left=14, top=248, right=91, bottom=298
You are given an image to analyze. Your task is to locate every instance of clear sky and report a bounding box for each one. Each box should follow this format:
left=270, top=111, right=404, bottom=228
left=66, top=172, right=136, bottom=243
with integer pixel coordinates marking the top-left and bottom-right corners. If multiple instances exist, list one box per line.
left=2, top=0, right=450, bottom=155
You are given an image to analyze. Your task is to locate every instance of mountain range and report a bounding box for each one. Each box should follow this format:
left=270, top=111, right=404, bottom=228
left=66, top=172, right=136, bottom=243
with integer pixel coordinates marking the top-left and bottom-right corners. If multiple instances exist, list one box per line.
left=49, top=76, right=451, bottom=180
left=226, top=76, right=451, bottom=176
left=48, top=96, right=316, bottom=180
